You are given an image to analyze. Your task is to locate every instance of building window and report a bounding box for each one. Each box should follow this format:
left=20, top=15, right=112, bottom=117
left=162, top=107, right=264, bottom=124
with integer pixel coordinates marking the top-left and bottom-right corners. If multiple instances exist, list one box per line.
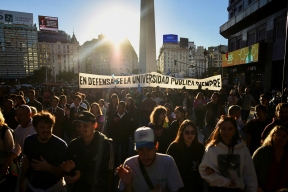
left=248, top=31, right=256, bottom=46
left=275, top=18, right=286, bottom=38
left=230, top=39, right=236, bottom=51
left=238, top=5, right=242, bottom=12
left=237, top=38, right=242, bottom=49
left=258, top=27, right=266, bottom=42
left=248, top=0, right=252, bottom=5
left=230, top=11, right=234, bottom=19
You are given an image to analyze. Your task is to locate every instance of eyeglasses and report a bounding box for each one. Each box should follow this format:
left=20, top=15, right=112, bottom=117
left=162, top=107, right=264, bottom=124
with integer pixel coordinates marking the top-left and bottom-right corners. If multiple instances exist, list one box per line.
left=184, top=130, right=196, bottom=135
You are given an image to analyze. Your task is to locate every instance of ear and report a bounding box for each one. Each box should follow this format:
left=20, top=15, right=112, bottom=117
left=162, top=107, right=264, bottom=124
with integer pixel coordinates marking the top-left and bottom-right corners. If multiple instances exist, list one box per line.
left=155, top=142, right=159, bottom=151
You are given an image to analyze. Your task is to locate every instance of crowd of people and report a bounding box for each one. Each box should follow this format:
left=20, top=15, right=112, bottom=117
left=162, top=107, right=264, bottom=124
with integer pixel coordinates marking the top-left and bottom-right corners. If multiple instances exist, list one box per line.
left=0, top=84, right=288, bottom=192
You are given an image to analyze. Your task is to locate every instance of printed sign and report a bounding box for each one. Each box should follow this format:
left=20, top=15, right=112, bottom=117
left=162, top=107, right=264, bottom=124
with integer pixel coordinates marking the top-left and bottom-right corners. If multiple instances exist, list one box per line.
left=79, top=72, right=222, bottom=90
left=222, top=43, right=259, bottom=67
left=0, top=10, right=33, bottom=25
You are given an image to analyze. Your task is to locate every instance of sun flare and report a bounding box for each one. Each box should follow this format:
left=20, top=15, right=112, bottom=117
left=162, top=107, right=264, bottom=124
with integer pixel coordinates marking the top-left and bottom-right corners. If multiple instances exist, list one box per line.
left=97, top=6, right=138, bottom=45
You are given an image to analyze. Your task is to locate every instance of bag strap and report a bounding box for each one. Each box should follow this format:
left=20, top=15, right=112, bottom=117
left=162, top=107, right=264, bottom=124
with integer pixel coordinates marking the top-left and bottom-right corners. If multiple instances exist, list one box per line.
left=138, top=158, right=154, bottom=190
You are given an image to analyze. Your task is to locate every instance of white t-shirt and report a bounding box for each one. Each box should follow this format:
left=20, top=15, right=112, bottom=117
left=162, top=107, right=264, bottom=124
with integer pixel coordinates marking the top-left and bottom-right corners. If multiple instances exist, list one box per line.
left=118, top=153, right=184, bottom=192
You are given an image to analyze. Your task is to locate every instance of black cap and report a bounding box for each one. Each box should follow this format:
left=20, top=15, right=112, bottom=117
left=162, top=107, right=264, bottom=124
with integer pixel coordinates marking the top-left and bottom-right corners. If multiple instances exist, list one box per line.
left=72, top=111, right=96, bottom=124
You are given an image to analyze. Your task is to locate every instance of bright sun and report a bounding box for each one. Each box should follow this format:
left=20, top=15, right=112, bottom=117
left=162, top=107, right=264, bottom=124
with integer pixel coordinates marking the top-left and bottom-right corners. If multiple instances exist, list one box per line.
left=97, top=6, right=138, bottom=45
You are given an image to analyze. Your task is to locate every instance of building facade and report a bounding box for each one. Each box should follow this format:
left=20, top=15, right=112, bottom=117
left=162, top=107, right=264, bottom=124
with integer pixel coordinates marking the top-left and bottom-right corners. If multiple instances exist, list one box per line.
left=37, top=30, right=80, bottom=82
left=220, top=0, right=288, bottom=92
left=157, top=41, right=212, bottom=78
left=79, top=34, right=138, bottom=76
left=0, top=23, right=38, bottom=79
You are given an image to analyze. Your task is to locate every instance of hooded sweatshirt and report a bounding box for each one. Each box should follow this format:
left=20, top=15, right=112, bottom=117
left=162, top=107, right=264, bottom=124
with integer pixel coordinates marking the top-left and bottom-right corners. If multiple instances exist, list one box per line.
left=199, top=140, right=257, bottom=192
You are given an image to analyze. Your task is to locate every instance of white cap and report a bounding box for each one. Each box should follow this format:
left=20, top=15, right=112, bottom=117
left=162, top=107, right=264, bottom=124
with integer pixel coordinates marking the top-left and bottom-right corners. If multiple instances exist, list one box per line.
left=134, top=127, right=155, bottom=150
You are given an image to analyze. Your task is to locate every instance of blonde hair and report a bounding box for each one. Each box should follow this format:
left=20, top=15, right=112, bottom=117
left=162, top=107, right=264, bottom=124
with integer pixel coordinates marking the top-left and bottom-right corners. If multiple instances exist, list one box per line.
left=0, top=111, right=7, bottom=127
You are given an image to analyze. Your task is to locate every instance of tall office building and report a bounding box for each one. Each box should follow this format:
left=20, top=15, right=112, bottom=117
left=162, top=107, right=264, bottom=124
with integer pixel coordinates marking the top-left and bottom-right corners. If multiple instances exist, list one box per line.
left=0, top=10, right=38, bottom=79
left=139, top=0, right=157, bottom=73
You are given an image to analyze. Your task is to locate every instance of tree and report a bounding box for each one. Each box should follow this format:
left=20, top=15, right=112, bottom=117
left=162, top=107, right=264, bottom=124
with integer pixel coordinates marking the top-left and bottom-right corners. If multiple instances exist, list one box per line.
left=57, top=70, right=78, bottom=83
left=33, top=67, right=52, bottom=83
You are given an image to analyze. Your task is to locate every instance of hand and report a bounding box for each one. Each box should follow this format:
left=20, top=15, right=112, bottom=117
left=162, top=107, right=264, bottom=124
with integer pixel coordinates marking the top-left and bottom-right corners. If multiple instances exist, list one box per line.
left=113, top=117, right=120, bottom=122
left=228, top=181, right=236, bottom=188
left=31, top=156, right=51, bottom=172
left=74, top=112, right=78, bottom=117
left=204, top=167, right=214, bottom=175
left=64, top=170, right=81, bottom=184
left=116, top=164, right=133, bottom=186
left=65, top=108, right=70, bottom=115
left=61, top=160, right=76, bottom=173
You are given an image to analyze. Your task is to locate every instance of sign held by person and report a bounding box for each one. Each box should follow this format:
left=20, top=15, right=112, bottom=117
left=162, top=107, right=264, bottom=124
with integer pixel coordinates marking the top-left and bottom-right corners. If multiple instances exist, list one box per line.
left=79, top=72, right=222, bottom=90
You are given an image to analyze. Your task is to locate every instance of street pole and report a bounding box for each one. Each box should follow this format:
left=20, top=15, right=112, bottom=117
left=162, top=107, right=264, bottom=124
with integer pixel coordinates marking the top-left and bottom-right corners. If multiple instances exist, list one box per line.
left=45, top=45, right=48, bottom=83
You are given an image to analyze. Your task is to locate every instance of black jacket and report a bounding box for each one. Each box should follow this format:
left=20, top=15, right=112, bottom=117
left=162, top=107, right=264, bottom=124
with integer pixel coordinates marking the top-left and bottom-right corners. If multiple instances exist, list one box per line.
left=107, top=110, right=131, bottom=142
left=68, top=131, right=114, bottom=192
left=167, top=142, right=205, bottom=192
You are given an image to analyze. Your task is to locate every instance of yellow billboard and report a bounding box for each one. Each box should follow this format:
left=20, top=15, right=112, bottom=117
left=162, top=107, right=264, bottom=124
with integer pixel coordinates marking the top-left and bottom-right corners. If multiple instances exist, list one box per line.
left=222, top=43, right=259, bottom=67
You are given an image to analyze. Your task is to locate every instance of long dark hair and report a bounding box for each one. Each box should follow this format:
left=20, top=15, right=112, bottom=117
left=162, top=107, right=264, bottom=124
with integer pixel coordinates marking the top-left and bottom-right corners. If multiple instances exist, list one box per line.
left=174, top=120, right=199, bottom=146
left=172, top=120, right=200, bottom=158
left=126, top=97, right=137, bottom=113
left=205, top=115, right=240, bottom=148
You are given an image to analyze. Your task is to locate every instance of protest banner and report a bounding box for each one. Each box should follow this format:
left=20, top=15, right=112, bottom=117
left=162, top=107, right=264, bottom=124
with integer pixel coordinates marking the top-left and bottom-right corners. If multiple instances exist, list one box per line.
left=79, top=72, right=222, bottom=90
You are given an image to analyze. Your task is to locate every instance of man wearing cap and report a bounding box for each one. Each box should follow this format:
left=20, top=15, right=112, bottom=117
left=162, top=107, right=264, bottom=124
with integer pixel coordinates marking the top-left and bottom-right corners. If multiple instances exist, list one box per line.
left=61, top=111, right=114, bottom=192
left=117, top=127, right=184, bottom=192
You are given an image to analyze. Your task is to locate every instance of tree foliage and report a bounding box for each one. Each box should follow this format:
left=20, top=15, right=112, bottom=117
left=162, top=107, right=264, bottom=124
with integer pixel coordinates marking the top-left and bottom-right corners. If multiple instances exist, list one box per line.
left=33, top=67, right=52, bottom=83
left=57, top=71, right=78, bottom=82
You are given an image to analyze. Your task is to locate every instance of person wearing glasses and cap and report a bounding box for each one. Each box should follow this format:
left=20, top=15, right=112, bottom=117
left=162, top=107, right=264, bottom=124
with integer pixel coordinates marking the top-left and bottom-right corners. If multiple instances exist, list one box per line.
left=117, top=127, right=183, bottom=192
left=167, top=120, right=205, bottom=192
left=61, top=111, right=114, bottom=192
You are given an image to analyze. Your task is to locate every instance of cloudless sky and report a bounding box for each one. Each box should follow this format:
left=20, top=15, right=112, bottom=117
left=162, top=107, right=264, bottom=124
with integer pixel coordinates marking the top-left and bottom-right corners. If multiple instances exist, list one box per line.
left=1, top=0, right=229, bottom=58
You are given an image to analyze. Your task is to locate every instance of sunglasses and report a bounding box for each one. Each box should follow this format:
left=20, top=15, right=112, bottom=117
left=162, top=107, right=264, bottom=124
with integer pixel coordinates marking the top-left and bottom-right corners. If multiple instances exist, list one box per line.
left=184, top=130, right=196, bottom=135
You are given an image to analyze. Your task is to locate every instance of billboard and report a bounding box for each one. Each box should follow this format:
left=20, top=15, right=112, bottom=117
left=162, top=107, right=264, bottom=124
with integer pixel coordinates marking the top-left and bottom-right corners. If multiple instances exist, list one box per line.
left=39, top=15, right=58, bottom=31
left=180, top=38, right=188, bottom=47
left=222, top=43, right=259, bottom=67
left=163, top=34, right=178, bottom=44
left=0, top=10, right=33, bottom=25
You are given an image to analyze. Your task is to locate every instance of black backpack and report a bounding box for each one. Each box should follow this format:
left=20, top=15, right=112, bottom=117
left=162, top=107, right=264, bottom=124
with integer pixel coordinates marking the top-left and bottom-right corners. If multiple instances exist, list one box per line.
left=1, top=125, right=14, bottom=143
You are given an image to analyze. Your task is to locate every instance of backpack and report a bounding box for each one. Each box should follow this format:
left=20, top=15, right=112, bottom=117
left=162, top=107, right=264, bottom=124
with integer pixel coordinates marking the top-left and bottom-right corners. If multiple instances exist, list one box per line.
left=1, top=125, right=14, bottom=143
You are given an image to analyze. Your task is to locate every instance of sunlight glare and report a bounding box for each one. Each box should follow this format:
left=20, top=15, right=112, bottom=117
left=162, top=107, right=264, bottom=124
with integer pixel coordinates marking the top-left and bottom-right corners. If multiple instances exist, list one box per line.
left=97, top=6, right=137, bottom=45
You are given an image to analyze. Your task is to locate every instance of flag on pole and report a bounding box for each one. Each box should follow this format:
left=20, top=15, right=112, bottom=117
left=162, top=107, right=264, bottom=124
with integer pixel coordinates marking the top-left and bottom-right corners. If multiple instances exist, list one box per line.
left=166, top=68, right=171, bottom=75
left=137, top=83, right=142, bottom=93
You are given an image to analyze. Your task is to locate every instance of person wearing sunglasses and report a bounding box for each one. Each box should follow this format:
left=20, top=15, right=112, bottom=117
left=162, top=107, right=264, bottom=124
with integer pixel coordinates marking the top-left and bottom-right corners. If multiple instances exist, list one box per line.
left=166, top=120, right=205, bottom=192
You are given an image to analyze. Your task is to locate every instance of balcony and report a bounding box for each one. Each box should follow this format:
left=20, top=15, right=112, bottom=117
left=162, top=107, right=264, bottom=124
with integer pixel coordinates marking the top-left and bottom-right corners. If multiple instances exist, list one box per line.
left=220, top=0, right=283, bottom=38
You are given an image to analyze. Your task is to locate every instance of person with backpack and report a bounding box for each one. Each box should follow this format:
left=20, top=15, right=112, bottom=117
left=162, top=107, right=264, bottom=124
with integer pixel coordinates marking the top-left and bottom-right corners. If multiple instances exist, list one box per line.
left=0, top=110, right=15, bottom=190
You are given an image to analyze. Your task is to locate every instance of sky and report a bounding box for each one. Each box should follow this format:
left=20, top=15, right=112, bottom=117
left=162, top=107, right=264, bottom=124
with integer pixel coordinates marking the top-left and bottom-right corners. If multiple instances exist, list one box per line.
left=1, top=0, right=229, bottom=58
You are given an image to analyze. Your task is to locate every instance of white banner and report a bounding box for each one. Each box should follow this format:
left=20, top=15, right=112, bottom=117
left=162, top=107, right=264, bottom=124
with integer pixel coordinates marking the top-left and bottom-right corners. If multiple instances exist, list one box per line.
left=79, top=72, right=222, bottom=90
left=0, top=10, right=33, bottom=25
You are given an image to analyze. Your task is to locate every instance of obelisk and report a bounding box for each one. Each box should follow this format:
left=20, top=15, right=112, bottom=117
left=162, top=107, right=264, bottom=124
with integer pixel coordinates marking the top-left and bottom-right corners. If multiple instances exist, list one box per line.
left=139, top=0, right=157, bottom=73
